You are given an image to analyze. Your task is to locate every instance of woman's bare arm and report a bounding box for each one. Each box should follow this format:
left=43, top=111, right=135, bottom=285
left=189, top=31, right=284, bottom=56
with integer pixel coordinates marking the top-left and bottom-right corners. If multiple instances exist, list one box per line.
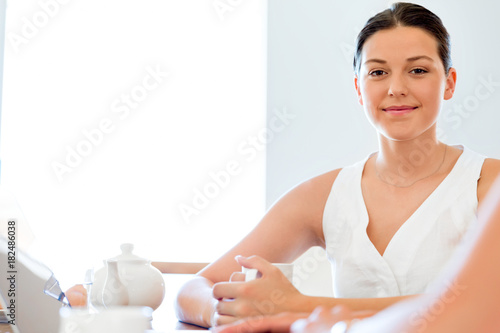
left=175, top=169, right=339, bottom=327
left=175, top=167, right=424, bottom=328
left=477, top=158, right=500, bottom=205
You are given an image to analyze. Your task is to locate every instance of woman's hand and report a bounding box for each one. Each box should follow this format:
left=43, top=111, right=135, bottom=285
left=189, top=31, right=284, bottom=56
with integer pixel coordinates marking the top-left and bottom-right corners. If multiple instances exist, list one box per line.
left=211, top=255, right=303, bottom=326
left=213, top=312, right=310, bottom=333
left=213, top=305, right=375, bottom=333
left=291, top=306, right=375, bottom=333
left=65, top=284, right=87, bottom=307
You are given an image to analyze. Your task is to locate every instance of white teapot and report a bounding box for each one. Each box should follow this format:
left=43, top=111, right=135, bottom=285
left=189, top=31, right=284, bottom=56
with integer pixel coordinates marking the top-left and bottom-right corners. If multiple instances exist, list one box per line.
left=90, top=243, right=165, bottom=311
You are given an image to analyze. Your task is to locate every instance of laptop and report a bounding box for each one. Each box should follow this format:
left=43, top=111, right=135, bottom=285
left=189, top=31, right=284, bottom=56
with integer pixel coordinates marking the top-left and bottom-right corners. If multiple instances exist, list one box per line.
left=0, top=231, right=67, bottom=333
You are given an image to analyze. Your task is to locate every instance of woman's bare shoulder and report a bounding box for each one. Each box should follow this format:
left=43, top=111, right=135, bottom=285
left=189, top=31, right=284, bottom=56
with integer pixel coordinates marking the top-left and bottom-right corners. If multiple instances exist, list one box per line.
left=293, top=168, right=343, bottom=199
left=478, top=158, right=500, bottom=204
left=270, top=168, right=343, bottom=216
left=280, top=168, right=343, bottom=246
left=281, top=168, right=343, bottom=223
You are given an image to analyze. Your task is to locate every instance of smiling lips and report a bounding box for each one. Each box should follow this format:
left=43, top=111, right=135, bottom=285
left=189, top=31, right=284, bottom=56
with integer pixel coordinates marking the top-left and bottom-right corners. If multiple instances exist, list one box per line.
left=383, top=105, right=418, bottom=115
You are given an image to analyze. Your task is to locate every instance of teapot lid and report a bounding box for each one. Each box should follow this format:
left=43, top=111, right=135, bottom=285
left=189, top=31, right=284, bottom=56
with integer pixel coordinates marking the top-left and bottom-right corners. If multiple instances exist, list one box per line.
left=111, top=243, right=148, bottom=262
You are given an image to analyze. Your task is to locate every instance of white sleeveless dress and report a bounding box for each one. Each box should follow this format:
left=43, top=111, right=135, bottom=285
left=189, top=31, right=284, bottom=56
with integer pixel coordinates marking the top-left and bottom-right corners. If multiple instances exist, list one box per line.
left=323, top=146, right=485, bottom=298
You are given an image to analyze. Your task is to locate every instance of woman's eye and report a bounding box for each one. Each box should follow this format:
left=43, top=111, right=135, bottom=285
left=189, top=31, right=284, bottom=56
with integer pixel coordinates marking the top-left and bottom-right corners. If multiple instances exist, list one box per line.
left=410, top=68, right=428, bottom=74
left=369, top=70, right=386, bottom=76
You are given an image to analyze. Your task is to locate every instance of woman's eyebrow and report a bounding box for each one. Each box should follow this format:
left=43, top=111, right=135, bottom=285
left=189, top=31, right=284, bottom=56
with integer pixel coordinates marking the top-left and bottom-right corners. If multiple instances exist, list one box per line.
left=407, top=55, right=434, bottom=62
left=364, top=55, right=434, bottom=66
left=364, top=58, right=386, bottom=65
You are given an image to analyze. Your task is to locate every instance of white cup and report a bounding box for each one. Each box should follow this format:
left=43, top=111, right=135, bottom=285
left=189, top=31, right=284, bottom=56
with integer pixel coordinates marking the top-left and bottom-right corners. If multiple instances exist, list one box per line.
left=59, top=306, right=153, bottom=333
left=58, top=308, right=94, bottom=333
left=242, top=263, right=294, bottom=284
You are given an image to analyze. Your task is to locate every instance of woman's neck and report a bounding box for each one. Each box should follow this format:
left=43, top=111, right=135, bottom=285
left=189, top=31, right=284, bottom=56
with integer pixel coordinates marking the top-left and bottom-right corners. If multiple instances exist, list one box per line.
left=375, top=134, right=447, bottom=188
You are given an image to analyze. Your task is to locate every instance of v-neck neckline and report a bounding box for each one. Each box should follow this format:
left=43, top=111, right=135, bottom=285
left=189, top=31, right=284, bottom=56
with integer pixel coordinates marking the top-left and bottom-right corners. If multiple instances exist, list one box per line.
left=358, top=145, right=466, bottom=258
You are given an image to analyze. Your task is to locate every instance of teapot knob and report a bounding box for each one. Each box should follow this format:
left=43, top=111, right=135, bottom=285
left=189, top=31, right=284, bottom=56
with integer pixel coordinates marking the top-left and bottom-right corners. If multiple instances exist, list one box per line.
left=120, top=243, right=134, bottom=255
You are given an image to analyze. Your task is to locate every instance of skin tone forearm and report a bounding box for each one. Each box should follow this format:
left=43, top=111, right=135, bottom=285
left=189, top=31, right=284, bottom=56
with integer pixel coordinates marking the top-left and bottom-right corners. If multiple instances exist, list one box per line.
left=175, top=171, right=337, bottom=327
left=176, top=255, right=417, bottom=329
left=214, top=306, right=376, bottom=333
left=211, top=255, right=415, bottom=327
left=175, top=276, right=217, bottom=328
left=211, top=294, right=414, bottom=333
left=298, top=294, right=418, bottom=314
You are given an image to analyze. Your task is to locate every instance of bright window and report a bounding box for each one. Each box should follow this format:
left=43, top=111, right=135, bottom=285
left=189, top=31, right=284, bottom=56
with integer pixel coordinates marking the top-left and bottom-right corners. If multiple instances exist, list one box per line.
left=1, top=0, right=266, bottom=285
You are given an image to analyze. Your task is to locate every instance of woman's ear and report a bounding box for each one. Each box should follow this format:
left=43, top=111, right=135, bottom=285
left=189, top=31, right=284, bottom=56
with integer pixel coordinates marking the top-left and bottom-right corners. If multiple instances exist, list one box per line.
left=443, top=67, right=457, bottom=100
left=354, top=75, right=363, bottom=105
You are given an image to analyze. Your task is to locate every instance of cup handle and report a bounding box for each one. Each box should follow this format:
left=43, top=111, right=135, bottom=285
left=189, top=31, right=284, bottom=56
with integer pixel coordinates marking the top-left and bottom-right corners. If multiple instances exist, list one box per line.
left=242, top=268, right=260, bottom=282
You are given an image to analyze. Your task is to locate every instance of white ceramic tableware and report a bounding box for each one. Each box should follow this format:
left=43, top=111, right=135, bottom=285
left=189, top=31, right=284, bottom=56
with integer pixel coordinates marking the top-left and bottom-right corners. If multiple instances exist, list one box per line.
left=59, top=306, right=153, bottom=333
left=243, top=263, right=294, bottom=284
left=91, top=243, right=165, bottom=310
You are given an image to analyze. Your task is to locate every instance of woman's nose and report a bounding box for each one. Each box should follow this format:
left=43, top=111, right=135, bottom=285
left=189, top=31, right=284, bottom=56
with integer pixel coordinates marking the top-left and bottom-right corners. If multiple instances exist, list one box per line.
left=387, top=74, right=408, bottom=96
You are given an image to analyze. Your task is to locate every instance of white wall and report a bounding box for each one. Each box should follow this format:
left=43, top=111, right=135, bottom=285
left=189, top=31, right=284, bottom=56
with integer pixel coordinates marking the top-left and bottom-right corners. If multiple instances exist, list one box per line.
left=0, top=0, right=5, bottom=165
left=267, top=0, right=500, bottom=297
left=0, top=0, right=267, bottom=286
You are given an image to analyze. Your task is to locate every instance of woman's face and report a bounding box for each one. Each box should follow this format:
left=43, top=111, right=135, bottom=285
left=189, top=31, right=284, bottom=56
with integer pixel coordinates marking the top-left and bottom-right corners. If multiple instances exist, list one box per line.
left=355, top=26, right=456, bottom=142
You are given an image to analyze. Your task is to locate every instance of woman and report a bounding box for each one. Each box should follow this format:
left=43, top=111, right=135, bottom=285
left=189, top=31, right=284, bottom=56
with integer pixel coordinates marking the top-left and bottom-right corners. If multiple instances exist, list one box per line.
left=175, top=2, right=500, bottom=328
left=213, top=175, right=500, bottom=332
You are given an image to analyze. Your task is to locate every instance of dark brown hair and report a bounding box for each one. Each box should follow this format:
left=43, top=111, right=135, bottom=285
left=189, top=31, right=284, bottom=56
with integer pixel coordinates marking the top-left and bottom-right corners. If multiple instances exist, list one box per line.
left=353, top=2, right=452, bottom=75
